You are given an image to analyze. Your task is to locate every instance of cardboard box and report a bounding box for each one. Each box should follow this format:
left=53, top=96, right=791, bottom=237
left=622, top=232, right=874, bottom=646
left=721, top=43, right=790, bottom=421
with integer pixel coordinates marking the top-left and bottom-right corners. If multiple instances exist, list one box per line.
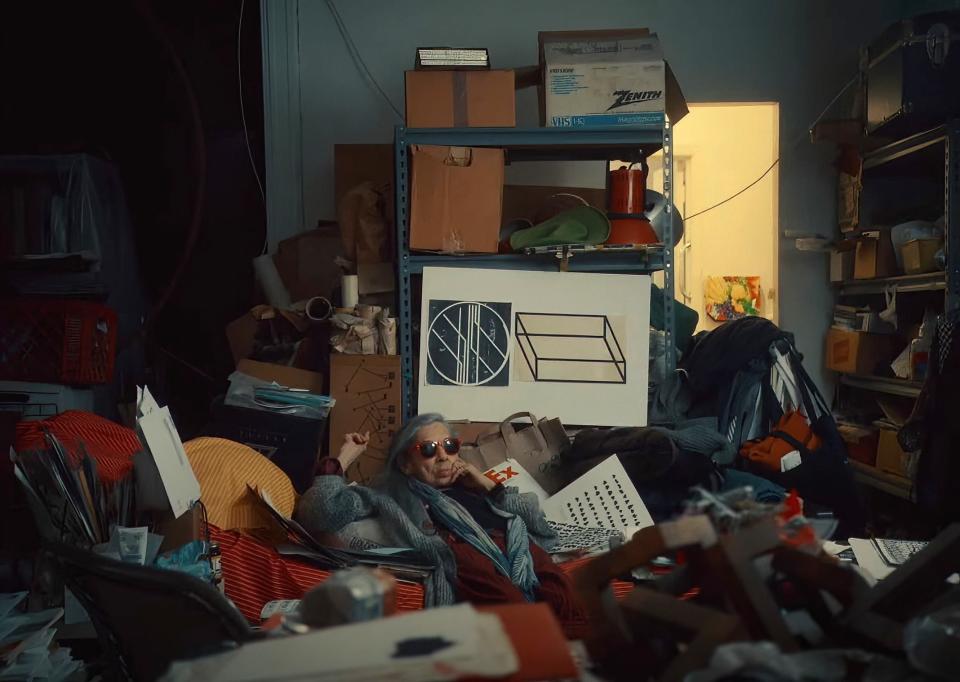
left=405, top=70, right=515, bottom=128
left=275, top=226, right=344, bottom=302
left=409, top=145, right=503, bottom=253
left=876, top=427, right=912, bottom=479
left=328, top=354, right=401, bottom=485
left=154, top=504, right=204, bottom=552
left=829, top=244, right=855, bottom=282
left=826, top=328, right=895, bottom=375
left=237, top=359, right=324, bottom=393
left=853, top=230, right=897, bottom=279
left=539, top=29, right=687, bottom=127
left=901, top=238, right=942, bottom=275
left=838, top=423, right=879, bottom=466
left=225, top=306, right=311, bottom=366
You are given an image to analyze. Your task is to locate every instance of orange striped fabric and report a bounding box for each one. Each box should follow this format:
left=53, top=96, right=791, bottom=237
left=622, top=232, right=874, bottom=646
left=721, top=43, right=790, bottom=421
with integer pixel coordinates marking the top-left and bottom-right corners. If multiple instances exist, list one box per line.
left=184, top=437, right=296, bottom=531
left=212, top=526, right=641, bottom=625
left=14, top=410, right=139, bottom=484
left=210, top=526, right=426, bottom=623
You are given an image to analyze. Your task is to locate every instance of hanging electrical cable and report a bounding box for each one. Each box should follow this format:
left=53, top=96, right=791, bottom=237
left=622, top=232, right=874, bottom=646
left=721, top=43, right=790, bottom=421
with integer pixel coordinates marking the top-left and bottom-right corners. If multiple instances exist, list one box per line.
left=326, top=0, right=403, bottom=120
left=238, top=0, right=268, bottom=255
left=683, top=74, right=859, bottom=223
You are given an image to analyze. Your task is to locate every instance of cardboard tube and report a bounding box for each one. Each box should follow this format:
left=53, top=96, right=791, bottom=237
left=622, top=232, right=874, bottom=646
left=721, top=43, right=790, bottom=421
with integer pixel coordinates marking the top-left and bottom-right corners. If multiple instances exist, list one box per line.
left=305, top=296, right=332, bottom=321
left=342, top=275, right=359, bottom=309
left=253, top=254, right=291, bottom=309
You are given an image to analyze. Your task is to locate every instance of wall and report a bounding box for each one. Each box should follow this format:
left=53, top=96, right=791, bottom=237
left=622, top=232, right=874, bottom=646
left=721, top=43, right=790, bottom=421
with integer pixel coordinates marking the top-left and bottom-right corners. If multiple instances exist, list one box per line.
left=265, top=0, right=907, bottom=389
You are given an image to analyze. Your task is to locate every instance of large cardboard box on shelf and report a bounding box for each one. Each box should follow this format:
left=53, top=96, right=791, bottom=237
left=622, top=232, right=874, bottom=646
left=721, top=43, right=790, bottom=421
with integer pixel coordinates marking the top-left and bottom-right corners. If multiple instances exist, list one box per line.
left=853, top=229, right=897, bottom=279
left=901, top=238, right=942, bottom=275
left=825, top=328, right=895, bottom=375
left=538, top=29, right=687, bottom=128
left=409, top=145, right=503, bottom=253
left=328, top=354, right=402, bottom=485
left=875, top=427, right=913, bottom=479
left=405, top=70, right=516, bottom=128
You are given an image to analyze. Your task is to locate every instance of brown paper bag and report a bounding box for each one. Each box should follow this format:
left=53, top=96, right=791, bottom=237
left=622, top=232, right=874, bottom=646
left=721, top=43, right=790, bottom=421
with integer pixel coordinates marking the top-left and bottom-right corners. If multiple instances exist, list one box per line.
left=338, top=181, right=391, bottom=264
left=460, top=412, right=568, bottom=494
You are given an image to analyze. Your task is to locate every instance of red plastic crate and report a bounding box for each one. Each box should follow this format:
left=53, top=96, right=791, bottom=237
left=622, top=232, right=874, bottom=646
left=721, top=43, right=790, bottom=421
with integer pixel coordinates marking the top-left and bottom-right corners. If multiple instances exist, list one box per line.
left=0, top=299, right=117, bottom=385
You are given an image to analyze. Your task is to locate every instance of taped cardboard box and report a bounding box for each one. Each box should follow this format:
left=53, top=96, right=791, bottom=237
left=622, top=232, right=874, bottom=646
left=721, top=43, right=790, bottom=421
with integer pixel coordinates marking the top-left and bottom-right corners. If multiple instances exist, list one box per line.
left=405, top=70, right=515, bottom=128
left=538, top=28, right=687, bottom=128
left=409, top=145, right=503, bottom=253
left=825, top=328, right=895, bottom=375
left=875, top=427, right=912, bottom=479
left=853, top=230, right=897, bottom=280
left=329, top=354, right=401, bottom=485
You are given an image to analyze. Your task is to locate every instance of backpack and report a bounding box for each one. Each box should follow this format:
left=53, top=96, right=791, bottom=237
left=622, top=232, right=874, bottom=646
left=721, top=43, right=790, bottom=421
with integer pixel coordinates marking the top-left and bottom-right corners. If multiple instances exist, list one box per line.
left=740, top=410, right=821, bottom=472
left=721, top=335, right=865, bottom=536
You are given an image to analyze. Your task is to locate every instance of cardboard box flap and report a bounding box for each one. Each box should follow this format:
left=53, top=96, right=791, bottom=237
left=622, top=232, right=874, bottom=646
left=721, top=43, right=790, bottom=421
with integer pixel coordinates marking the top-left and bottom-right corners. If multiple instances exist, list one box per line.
left=663, top=61, right=688, bottom=124
left=237, top=359, right=324, bottom=394
left=536, top=28, right=687, bottom=126
left=542, top=35, right=663, bottom=64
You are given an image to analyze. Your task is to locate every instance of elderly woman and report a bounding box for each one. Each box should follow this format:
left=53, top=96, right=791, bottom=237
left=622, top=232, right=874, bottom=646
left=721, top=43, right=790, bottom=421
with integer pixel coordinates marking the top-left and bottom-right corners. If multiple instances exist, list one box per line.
left=296, top=413, right=586, bottom=636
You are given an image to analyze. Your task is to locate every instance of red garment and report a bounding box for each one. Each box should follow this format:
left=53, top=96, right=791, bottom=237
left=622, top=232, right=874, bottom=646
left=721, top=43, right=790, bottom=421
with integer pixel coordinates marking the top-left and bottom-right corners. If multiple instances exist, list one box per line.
left=444, top=530, right=590, bottom=640
left=14, top=411, right=139, bottom=485
left=211, top=526, right=425, bottom=622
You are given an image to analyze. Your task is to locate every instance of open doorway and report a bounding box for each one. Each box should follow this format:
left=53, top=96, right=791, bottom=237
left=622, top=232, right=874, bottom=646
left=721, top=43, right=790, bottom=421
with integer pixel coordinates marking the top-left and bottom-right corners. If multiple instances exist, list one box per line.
left=641, top=103, right=780, bottom=332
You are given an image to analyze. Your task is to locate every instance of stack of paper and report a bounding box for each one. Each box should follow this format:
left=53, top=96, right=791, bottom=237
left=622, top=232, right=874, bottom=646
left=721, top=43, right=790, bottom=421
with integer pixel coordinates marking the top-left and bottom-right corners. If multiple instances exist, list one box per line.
left=162, top=604, right=517, bottom=682
left=0, top=593, right=83, bottom=681
left=12, top=432, right=135, bottom=545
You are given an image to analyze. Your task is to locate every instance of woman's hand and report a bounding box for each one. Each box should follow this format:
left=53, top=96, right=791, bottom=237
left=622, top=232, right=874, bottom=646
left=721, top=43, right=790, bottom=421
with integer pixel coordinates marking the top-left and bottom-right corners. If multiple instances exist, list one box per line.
left=336, top=431, right=370, bottom=470
left=451, top=459, right=497, bottom=493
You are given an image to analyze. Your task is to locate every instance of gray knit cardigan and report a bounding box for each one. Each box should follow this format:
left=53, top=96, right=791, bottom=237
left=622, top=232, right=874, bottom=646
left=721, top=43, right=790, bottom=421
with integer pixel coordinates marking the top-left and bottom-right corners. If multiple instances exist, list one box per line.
left=295, top=474, right=558, bottom=606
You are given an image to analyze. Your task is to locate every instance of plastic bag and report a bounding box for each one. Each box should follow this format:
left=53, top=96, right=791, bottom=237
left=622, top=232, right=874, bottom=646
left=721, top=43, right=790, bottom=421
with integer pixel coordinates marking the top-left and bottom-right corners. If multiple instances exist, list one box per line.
left=225, top=371, right=332, bottom=420
left=904, top=605, right=960, bottom=679
left=154, top=540, right=213, bottom=584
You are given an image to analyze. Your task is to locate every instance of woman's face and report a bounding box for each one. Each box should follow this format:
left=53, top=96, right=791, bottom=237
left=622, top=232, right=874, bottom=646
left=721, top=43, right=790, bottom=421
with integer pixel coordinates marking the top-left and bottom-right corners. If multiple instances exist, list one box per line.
left=399, top=421, right=459, bottom=488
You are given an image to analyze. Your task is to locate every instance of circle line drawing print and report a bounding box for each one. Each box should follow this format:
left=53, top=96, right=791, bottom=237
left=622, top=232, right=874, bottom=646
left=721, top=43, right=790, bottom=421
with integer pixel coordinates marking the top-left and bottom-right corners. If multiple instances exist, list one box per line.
left=427, top=300, right=511, bottom=386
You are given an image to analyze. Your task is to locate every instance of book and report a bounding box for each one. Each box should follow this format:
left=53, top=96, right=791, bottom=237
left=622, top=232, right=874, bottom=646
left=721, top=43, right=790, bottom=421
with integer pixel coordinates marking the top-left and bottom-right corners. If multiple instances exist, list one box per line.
left=416, top=47, right=490, bottom=69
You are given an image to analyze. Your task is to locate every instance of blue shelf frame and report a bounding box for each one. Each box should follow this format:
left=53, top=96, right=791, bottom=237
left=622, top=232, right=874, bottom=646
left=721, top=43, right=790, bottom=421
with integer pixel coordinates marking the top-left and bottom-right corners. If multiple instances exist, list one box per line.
left=395, top=122, right=676, bottom=419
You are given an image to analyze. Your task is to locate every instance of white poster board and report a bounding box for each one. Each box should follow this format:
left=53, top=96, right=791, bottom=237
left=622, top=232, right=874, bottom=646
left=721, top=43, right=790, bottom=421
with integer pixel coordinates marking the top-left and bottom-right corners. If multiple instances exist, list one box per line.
left=418, top=267, right=650, bottom=426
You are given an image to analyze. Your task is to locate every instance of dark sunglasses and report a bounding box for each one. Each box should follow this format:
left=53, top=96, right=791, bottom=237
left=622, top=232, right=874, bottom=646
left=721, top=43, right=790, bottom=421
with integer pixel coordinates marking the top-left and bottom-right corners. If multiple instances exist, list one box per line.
left=409, top=437, right=462, bottom=459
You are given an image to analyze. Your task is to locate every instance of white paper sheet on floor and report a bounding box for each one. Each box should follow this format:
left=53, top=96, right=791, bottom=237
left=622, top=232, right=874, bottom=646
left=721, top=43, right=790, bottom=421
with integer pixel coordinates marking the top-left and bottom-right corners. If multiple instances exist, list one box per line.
left=160, top=604, right=517, bottom=682
left=542, top=455, right=654, bottom=533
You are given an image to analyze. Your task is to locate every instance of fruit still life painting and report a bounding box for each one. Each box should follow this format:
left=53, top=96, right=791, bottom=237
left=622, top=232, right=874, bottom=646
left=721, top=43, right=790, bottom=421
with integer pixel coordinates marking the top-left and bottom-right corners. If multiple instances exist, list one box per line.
left=705, top=276, right=761, bottom=322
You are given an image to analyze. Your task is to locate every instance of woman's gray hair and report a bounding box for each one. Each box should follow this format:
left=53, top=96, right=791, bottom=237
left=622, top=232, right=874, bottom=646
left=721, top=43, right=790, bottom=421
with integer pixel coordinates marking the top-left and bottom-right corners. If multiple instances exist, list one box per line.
left=376, top=413, right=449, bottom=529
left=384, top=412, right=448, bottom=474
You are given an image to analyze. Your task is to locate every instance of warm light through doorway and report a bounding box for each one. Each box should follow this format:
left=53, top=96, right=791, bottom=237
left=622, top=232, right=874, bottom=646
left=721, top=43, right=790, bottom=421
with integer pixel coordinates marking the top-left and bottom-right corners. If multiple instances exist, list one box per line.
left=619, top=103, right=780, bottom=332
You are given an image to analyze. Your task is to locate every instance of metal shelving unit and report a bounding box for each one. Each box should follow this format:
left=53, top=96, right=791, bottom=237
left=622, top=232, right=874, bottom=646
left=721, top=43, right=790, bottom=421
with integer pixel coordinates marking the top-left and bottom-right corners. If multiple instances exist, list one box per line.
left=838, top=374, right=923, bottom=398
left=849, top=460, right=913, bottom=501
left=858, top=121, right=960, bottom=312
left=835, top=270, right=945, bottom=297
left=395, top=120, right=675, bottom=418
left=834, top=121, right=960, bottom=500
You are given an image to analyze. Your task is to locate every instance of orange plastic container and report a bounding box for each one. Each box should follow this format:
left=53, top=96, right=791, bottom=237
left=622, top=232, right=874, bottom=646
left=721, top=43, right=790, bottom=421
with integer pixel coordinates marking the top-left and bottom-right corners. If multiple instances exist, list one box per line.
left=609, top=165, right=647, bottom=215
